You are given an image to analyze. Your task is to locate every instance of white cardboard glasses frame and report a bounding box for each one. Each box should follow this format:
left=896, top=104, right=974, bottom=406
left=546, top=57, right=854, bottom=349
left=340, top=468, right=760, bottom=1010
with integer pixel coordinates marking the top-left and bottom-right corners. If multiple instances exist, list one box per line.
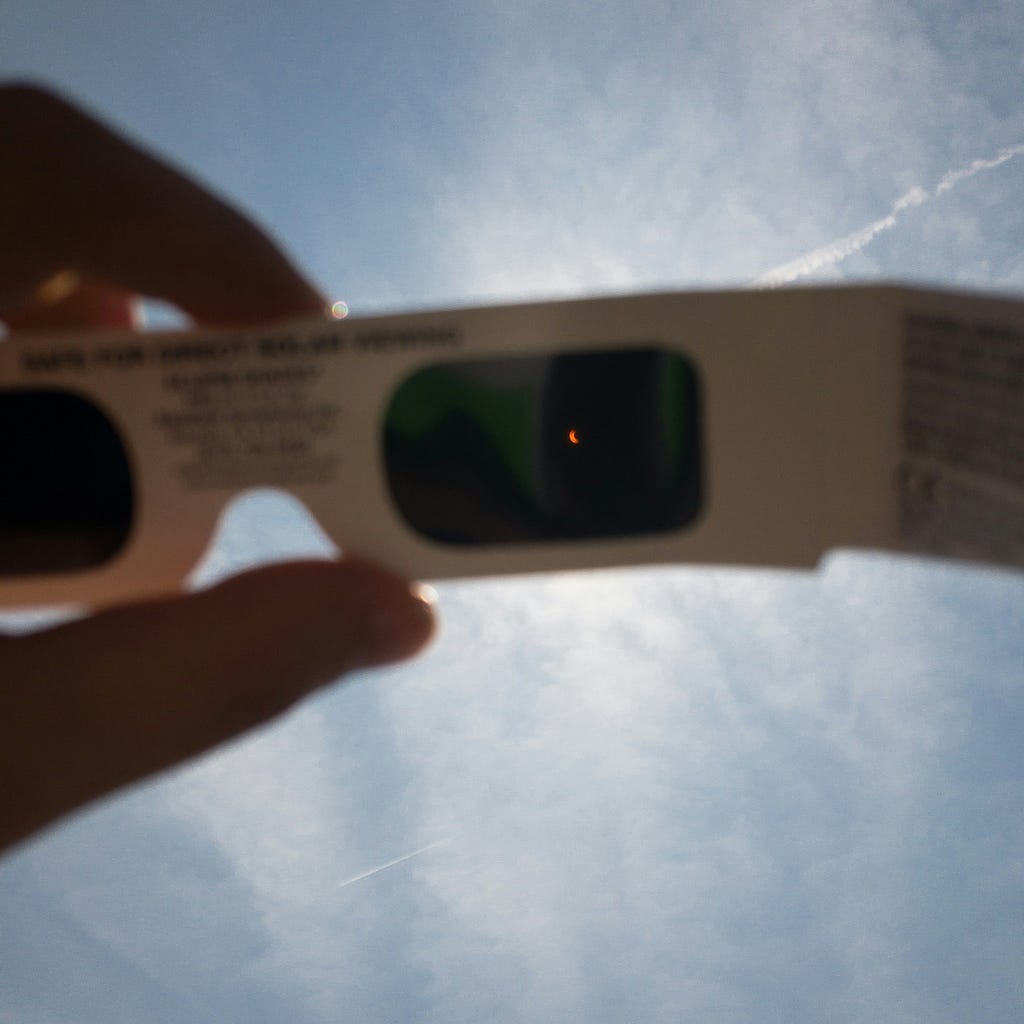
left=0, top=283, right=1022, bottom=610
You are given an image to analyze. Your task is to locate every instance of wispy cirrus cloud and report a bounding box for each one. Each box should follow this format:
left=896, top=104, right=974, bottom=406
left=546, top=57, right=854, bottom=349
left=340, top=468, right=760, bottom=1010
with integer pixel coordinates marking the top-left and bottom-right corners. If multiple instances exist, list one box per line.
left=424, top=2, right=1024, bottom=304
left=387, top=559, right=1024, bottom=1023
left=5, top=4, right=1024, bottom=1024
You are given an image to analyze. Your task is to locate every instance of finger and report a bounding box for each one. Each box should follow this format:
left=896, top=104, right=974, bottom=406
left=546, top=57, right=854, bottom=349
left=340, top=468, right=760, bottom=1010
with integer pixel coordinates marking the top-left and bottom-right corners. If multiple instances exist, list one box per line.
left=0, top=83, right=325, bottom=326
left=0, top=559, right=436, bottom=852
left=2, top=273, right=137, bottom=333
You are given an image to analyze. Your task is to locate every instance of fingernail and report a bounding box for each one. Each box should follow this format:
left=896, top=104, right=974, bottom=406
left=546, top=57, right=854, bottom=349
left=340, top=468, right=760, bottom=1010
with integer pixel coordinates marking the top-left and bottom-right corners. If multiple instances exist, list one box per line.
left=358, top=584, right=437, bottom=668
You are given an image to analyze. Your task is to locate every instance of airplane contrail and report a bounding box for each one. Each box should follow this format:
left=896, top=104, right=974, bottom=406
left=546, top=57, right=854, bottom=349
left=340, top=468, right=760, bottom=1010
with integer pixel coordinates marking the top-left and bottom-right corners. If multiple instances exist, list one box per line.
left=335, top=833, right=460, bottom=891
left=755, top=142, right=1024, bottom=286
left=935, top=143, right=1024, bottom=196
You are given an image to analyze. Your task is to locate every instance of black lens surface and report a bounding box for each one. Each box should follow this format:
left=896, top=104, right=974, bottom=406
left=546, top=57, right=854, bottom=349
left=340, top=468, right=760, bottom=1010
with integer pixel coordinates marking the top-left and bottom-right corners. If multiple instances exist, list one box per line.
left=0, top=389, right=134, bottom=575
left=383, top=347, right=702, bottom=544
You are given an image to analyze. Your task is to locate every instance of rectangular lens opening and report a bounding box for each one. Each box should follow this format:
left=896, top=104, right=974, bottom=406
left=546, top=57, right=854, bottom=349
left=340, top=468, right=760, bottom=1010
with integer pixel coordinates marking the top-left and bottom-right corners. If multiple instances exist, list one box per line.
left=383, top=346, right=702, bottom=545
left=0, top=389, right=134, bottom=574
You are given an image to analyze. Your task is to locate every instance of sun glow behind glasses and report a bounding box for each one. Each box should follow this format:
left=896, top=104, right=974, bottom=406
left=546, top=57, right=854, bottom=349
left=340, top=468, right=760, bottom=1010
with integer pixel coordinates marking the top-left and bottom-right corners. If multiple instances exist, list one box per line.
left=0, top=284, right=1022, bottom=609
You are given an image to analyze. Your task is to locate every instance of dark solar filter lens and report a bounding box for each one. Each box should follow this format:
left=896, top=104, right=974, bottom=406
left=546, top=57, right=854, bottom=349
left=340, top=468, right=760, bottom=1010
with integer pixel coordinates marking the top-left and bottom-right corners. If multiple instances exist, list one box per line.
left=0, top=389, right=134, bottom=575
left=383, top=347, right=702, bottom=544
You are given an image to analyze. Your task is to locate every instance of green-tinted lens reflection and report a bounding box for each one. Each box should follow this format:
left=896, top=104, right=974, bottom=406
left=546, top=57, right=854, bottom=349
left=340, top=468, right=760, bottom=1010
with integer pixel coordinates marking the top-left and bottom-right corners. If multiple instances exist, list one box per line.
left=383, top=347, right=702, bottom=544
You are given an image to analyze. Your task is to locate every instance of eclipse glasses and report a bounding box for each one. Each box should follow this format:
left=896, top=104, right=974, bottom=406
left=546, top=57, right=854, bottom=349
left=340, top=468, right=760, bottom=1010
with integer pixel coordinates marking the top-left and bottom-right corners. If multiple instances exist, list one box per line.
left=2, top=284, right=1022, bottom=610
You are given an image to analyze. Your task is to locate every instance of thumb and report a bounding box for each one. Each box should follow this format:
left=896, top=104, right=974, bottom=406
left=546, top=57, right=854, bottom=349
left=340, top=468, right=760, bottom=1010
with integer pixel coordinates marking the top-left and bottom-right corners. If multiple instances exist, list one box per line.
left=0, top=559, right=436, bottom=851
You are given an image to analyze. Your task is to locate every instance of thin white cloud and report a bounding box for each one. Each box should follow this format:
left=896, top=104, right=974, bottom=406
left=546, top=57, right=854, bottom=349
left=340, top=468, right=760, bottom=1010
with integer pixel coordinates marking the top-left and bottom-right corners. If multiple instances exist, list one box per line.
left=335, top=834, right=459, bottom=891
left=756, top=143, right=1024, bottom=285
left=935, top=143, right=1024, bottom=196
left=6, top=5, right=1024, bottom=1024
left=384, top=560, right=1024, bottom=1022
left=754, top=186, right=928, bottom=286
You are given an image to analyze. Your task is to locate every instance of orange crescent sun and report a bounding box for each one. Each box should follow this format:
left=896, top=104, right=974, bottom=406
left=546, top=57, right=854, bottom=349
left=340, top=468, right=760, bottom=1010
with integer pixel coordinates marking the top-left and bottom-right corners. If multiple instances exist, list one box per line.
left=568, top=429, right=580, bottom=445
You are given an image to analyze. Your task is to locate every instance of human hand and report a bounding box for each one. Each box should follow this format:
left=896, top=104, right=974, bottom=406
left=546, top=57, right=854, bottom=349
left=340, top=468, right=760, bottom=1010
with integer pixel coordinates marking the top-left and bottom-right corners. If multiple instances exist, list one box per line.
left=0, top=84, right=436, bottom=853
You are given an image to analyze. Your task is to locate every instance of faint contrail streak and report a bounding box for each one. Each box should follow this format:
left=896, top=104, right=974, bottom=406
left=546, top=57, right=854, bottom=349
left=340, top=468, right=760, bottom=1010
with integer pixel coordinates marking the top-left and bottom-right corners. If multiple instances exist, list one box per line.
left=756, top=142, right=1024, bottom=286
left=934, top=144, right=1024, bottom=195
left=335, top=834, right=459, bottom=891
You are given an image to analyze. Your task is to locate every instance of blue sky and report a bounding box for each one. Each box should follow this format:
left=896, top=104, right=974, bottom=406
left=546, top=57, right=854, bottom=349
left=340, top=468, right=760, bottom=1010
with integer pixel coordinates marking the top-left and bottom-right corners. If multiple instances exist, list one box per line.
left=2, top=2, right=1023, bottom=1022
